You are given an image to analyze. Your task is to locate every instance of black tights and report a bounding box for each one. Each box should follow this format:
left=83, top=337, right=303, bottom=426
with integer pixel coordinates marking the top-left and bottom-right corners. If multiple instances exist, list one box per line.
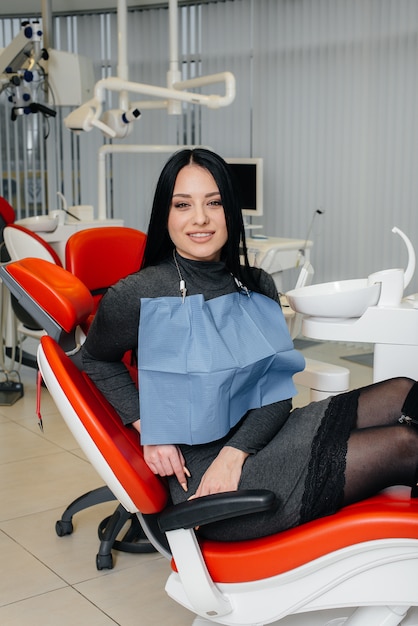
left=343, top=377, right=418, bottom=505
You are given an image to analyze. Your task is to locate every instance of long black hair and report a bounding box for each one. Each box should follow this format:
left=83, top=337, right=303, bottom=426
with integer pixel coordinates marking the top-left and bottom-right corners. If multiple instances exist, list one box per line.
left=142, top=148, right=257, bottom=289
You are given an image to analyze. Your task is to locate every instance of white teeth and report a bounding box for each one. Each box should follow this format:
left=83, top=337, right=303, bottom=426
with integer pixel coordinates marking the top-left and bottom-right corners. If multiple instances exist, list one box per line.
left=189, top=232, right=212, bottom=238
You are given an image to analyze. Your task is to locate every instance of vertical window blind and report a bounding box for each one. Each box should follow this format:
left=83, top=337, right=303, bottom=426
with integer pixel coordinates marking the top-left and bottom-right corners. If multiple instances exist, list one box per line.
left=1, top=0, right=418, bottom=289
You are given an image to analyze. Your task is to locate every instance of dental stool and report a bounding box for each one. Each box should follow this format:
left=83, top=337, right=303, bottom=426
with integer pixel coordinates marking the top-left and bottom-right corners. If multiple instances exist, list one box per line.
left=3, top=258, right=418, bottom=626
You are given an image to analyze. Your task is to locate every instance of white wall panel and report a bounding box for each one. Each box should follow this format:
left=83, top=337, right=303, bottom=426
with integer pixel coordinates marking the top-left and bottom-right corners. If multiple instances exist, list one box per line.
left=2, top=0, right=418, bottom=294
left=252, top=0, right=418, bottom=292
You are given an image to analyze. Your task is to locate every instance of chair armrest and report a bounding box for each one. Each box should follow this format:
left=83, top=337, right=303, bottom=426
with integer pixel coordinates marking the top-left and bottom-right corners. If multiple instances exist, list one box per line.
left=158, top=489, right=277, bottom=532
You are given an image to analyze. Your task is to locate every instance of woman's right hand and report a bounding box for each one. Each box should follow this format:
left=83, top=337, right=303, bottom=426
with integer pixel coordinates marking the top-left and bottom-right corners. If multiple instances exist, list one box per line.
left=143, top=444, right=190, bottom=491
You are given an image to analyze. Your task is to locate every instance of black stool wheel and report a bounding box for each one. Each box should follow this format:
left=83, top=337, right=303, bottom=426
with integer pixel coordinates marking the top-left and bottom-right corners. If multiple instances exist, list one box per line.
left=96, top=552, right=114, bottom=570
left=55, top=519, right=73, bottom=536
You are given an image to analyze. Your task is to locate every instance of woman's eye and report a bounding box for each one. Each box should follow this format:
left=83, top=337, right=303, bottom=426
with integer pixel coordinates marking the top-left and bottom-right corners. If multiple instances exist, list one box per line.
left=208, top=199, right=223, bottom=207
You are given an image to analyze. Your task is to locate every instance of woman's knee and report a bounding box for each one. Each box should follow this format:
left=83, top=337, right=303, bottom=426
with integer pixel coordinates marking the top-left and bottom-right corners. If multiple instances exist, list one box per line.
left=395, top=422, right=418, bottom=459
left=394, top=376, right=415, bottom=396
left=357, top=377, right=416, bottom=427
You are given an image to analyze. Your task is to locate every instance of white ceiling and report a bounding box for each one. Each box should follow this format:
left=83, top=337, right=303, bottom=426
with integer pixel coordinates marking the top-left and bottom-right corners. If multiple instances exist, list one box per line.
left=0, top=1, right=162, bottom=17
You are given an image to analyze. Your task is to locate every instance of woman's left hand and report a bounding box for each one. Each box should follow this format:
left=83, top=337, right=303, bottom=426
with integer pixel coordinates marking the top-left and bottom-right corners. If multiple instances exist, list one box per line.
left=189, top=445, right=249, bottom=499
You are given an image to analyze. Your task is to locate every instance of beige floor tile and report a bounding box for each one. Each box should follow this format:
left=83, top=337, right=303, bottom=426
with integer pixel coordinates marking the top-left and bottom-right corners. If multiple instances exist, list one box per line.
left=0, top=420, right=63, bottom=463
left=6, top=403, right=83, bottom=452
left=0, top=587, right=116, bottom=625
left=0, top=530, right=65, bottom=607
left=293, top=340, right=373, bottom=407
left=0, top=379, right=39, bottom=421
left=0, top=503, right=152, bottom=585
left=75, top=555, right=193, bottom=626
left=0, top=450, right=104, bottom=520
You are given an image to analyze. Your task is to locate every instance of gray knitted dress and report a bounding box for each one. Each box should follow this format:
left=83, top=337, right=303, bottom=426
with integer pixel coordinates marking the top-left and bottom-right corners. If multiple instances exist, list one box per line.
left=82, top=254, right=359, bottom=542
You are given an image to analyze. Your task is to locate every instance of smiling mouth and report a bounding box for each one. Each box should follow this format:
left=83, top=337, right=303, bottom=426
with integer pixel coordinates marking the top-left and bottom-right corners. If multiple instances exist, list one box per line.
left=188, top=232, right=214, bottom=239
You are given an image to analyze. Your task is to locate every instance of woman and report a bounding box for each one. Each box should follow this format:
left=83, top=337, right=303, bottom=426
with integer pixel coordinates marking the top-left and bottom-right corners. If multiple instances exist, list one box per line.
left=82, top=148, right=418, bottom=542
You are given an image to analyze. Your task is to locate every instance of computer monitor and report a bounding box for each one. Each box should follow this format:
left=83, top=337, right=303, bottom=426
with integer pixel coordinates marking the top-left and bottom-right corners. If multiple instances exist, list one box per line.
left=225, top=157, right=263, bottom=217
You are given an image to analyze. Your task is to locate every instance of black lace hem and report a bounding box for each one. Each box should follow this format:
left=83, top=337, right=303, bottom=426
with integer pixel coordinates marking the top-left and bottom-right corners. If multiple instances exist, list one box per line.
left=300, top=389, right=360, bottom=524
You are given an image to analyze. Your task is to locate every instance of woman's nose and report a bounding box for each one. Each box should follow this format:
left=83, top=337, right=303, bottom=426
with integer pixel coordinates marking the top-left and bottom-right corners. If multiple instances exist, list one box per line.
left=193, top=206, right=209, bottom=225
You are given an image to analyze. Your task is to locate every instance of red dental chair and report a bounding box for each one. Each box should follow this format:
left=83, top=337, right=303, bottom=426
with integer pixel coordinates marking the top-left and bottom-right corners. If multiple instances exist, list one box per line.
left=1, top=257, right=418, bottom=626
left=3, top=225, right=150, bottom=568
left=60, top=226, right=149, bottom=568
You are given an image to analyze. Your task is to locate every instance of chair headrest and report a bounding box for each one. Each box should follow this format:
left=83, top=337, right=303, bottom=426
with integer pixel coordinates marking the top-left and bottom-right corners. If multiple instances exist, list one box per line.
left=65, top=226, right=147, bottom=291
left=1, top=258, right=94, bottom=334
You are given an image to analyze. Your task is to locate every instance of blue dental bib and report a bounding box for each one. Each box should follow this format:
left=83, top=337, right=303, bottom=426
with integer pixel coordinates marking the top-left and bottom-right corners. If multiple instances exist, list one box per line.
left=138, top=291, right=305, bottom=445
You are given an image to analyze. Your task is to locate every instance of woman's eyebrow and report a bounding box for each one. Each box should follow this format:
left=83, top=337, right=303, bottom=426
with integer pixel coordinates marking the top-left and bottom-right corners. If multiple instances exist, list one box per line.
left=172, top=191, right=220, bottom=198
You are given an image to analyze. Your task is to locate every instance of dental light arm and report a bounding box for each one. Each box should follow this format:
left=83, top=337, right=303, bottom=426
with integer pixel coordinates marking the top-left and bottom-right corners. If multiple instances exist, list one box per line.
left=62, top=100, right=115, bottom=136
left=64, top=0, right=235, bottom=138
left=64, top=72, right=236, bottom=137
left=100, top=106, right=141, bottom=139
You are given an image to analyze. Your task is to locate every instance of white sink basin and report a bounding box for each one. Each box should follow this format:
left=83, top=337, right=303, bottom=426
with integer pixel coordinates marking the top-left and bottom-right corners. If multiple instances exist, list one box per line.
left=16, top=215, right=59, bottom=233
left=286, top=278, right=381, bottom=318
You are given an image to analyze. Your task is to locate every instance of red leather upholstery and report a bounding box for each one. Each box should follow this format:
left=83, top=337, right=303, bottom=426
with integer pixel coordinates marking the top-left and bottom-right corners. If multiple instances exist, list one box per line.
left=65, top=226, right=147, bottom=380
left=198, top=487, right=418, bottom=583
left=40, top=335, right=168, bottom=514
left=65, top=226, right=147, bottom=313
left=6, top=259, right=93, bottom=333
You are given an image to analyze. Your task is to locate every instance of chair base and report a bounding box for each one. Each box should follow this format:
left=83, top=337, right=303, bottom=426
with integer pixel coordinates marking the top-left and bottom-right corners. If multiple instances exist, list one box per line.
left=55, top=485, right=155, bottom=570
left=191, top=605, right=418, bottom=625
left=96, top=503, right=156, bottom=570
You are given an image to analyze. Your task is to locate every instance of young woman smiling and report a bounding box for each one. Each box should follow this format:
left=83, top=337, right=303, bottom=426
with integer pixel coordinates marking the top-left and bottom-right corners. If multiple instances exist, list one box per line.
left=82, top=148, right=418, bottom=542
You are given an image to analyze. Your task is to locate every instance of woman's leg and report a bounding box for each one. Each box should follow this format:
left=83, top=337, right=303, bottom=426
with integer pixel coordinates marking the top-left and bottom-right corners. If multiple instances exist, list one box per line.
left=343, top=377, right=418, bottom=505
left=355, top=377, right=415, bottom=429
left=343, top=424, right=418, bottom=504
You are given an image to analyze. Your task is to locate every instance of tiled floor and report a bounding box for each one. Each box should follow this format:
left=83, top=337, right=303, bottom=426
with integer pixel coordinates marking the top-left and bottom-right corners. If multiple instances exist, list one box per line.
left=0, top=340, right=375, bottom=625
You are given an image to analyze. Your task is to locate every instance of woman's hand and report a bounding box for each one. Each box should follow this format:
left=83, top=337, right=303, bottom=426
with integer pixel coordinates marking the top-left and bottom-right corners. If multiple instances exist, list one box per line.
left=189, top=446, right=249, bottom=500
left=143, top=444, right=190, bottom=491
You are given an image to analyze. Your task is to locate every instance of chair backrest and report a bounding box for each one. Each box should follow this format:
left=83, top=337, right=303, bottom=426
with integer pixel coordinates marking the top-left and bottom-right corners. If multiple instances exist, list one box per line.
left=38, top=335, right=168, bottom=516
left=65, top=226, right=147, bottom=311
left=4, top=224, right=62, bottom=266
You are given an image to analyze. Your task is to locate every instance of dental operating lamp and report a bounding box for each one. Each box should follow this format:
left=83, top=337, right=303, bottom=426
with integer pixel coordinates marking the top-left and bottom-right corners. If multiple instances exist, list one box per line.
left=63, top=0, right=236, bottom=139
left=0, top=20, right=56, bottom=121
left=64, top=72, right=236, bottom=139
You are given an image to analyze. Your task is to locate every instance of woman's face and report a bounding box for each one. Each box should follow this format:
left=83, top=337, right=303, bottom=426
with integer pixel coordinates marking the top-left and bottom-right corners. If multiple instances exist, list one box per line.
left=167, top=164, right=228, bottom=262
